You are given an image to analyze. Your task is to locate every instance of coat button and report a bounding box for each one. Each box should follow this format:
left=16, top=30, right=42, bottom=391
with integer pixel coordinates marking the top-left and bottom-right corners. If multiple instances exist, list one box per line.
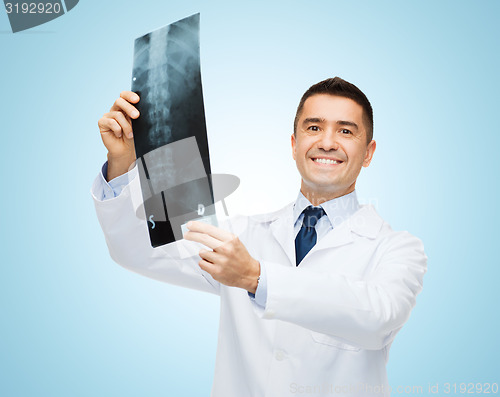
left=275, top=350, right=285, bottom=361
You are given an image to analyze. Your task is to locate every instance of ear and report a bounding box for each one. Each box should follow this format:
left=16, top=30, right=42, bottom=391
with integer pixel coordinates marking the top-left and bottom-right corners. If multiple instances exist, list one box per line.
left=362, top=140, right=376, bottom=167
left=291, top=133, right=297, bottom=160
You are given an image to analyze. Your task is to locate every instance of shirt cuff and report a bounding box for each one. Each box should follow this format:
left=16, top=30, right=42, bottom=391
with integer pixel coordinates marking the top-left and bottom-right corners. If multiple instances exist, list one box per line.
left=248, top=262, right=267, bottom=308
left=99, top=161, right=137, bottom=200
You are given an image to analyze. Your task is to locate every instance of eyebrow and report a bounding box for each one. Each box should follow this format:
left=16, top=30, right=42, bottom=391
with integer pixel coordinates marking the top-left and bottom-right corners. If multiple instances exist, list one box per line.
left=336, top=120, right=359, bottom=130
left=302, top=118, right=359, bottom=131
left=302, top=117, right=326, bottom=125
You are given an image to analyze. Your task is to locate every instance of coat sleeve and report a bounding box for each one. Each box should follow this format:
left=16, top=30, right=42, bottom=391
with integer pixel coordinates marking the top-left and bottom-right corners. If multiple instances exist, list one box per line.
left=91, top=167, right=220, bottom=295
left=257, top=231, right=427, bottom=350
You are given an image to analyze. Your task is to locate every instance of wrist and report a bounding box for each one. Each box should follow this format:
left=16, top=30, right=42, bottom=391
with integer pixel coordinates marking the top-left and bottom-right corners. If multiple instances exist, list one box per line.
left=247, top=260, right=261, bottom=294
left=106, top=153, right=136, bottom=181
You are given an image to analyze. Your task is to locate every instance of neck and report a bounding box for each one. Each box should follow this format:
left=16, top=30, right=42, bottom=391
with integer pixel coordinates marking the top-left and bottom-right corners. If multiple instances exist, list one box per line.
left=300, top=184, right=355, bottom=206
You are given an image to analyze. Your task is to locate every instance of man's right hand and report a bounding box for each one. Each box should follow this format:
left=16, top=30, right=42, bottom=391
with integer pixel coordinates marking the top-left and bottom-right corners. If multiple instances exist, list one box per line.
left=98, top=91, right=140, bottom=182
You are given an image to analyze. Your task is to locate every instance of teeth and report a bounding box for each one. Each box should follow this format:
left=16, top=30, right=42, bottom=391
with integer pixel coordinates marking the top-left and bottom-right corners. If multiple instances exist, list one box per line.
left=314, top=158, right=340, bottom=165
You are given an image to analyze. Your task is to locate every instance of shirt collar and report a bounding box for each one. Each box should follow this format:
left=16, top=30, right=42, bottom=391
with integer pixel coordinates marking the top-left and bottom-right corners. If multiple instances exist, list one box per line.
left=293, top=190, right=360, bottom=229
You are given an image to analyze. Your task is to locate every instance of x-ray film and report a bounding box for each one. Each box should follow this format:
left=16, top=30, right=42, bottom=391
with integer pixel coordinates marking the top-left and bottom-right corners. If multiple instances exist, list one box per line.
left=131, top=13, right=216, bottom=247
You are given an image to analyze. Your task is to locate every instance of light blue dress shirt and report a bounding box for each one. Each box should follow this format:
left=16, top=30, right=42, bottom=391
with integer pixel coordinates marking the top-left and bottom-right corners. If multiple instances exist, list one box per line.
left=97, top=162, right=360, bottom=309
left=98, top=161, right=135, bottom=200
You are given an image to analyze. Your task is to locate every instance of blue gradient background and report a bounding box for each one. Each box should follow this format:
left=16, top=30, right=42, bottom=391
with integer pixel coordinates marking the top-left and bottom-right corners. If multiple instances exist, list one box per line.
left=1, top=1, right=499, bottom=396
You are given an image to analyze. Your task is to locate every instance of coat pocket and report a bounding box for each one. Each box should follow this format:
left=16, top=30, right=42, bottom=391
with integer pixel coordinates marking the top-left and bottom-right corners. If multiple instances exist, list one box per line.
left=310, top=331, right=361, bottom=352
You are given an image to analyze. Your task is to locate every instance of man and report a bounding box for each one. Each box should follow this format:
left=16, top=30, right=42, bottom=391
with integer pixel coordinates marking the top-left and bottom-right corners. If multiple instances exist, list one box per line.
left=93, top=77, right=427, bottom=396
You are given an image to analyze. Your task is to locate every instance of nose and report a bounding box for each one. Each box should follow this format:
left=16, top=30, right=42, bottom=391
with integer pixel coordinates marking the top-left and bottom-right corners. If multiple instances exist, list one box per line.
left=317, top=129, right=339, bottom=151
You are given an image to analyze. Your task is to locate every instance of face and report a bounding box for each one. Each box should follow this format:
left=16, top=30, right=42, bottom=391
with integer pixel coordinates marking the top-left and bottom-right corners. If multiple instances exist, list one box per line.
left=292, top=94, right=376, bottom=204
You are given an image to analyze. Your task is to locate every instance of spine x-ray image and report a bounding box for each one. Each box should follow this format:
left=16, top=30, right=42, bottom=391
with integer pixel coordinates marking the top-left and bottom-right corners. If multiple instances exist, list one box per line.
left=131, top=13, right=216, bottom=248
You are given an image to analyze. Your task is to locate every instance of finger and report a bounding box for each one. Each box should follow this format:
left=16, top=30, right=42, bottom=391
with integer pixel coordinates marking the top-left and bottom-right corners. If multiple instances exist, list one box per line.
left=186, top=221, right=233, bottom=242
left=199, top=249, right=222, bottom=264
left=120, top=90, right=140, bottom=104
left=98, top=117, right=123, bottom=138
left=111, top=97, right=140, bottom=119
left=108, top=110, right=133, bottom=139
left=198, top=259, right=218, bottom=276
left=184, top=231, right=223, bottom=250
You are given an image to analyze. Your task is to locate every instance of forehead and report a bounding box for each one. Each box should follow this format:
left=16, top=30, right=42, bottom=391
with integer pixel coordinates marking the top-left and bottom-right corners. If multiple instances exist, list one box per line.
left=300, top=94, right=364, bottom=124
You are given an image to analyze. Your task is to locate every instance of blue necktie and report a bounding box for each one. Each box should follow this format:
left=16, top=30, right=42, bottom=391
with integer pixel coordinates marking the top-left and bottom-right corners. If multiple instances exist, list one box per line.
left=295, top=206, right=325, bottom=266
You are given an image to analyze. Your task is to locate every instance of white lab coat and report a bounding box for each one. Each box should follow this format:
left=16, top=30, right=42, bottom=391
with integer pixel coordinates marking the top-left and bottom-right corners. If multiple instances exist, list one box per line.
left=92, top=170, right=427, bottom=397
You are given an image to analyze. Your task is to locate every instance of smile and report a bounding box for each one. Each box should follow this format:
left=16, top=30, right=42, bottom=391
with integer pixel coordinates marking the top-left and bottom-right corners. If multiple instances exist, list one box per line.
left=312, top=158, right=343, bottom=165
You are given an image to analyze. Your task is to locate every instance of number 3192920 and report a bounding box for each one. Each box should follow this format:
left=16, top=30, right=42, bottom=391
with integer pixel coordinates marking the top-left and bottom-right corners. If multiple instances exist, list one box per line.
left=5, top=3, right=62, bottom=14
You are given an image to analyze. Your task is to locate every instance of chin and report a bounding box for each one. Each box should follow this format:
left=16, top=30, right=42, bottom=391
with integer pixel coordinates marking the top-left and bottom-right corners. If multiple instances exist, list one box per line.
left=310, top=177, right=342, bottom=188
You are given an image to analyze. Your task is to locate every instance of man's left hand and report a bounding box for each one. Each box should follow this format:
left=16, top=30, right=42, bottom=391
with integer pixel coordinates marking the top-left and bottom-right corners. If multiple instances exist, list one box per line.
left=184, top=221, right=260, bottom=294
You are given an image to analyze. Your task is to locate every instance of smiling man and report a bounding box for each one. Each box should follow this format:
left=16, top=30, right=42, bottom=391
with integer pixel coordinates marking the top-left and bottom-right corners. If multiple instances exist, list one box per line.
left=93, top=77, right=427, bottom=397
left=292, top=91, right=376, bottom=204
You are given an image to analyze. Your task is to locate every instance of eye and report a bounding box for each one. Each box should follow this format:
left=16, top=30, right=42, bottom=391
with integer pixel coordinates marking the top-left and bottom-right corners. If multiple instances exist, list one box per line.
left=307, top=125, right=320, bottom=132
left=340, top=128, right=352, bottom=134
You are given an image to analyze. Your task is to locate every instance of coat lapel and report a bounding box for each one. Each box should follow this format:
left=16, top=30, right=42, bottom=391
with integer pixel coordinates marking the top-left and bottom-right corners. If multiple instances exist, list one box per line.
left=264, top=204, right=384, bottom=266
left=313, top=221, right=354, bottom=251
left=268, top=203, right=296, bottom=266
left=309, top=205, right=384, bottom=254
